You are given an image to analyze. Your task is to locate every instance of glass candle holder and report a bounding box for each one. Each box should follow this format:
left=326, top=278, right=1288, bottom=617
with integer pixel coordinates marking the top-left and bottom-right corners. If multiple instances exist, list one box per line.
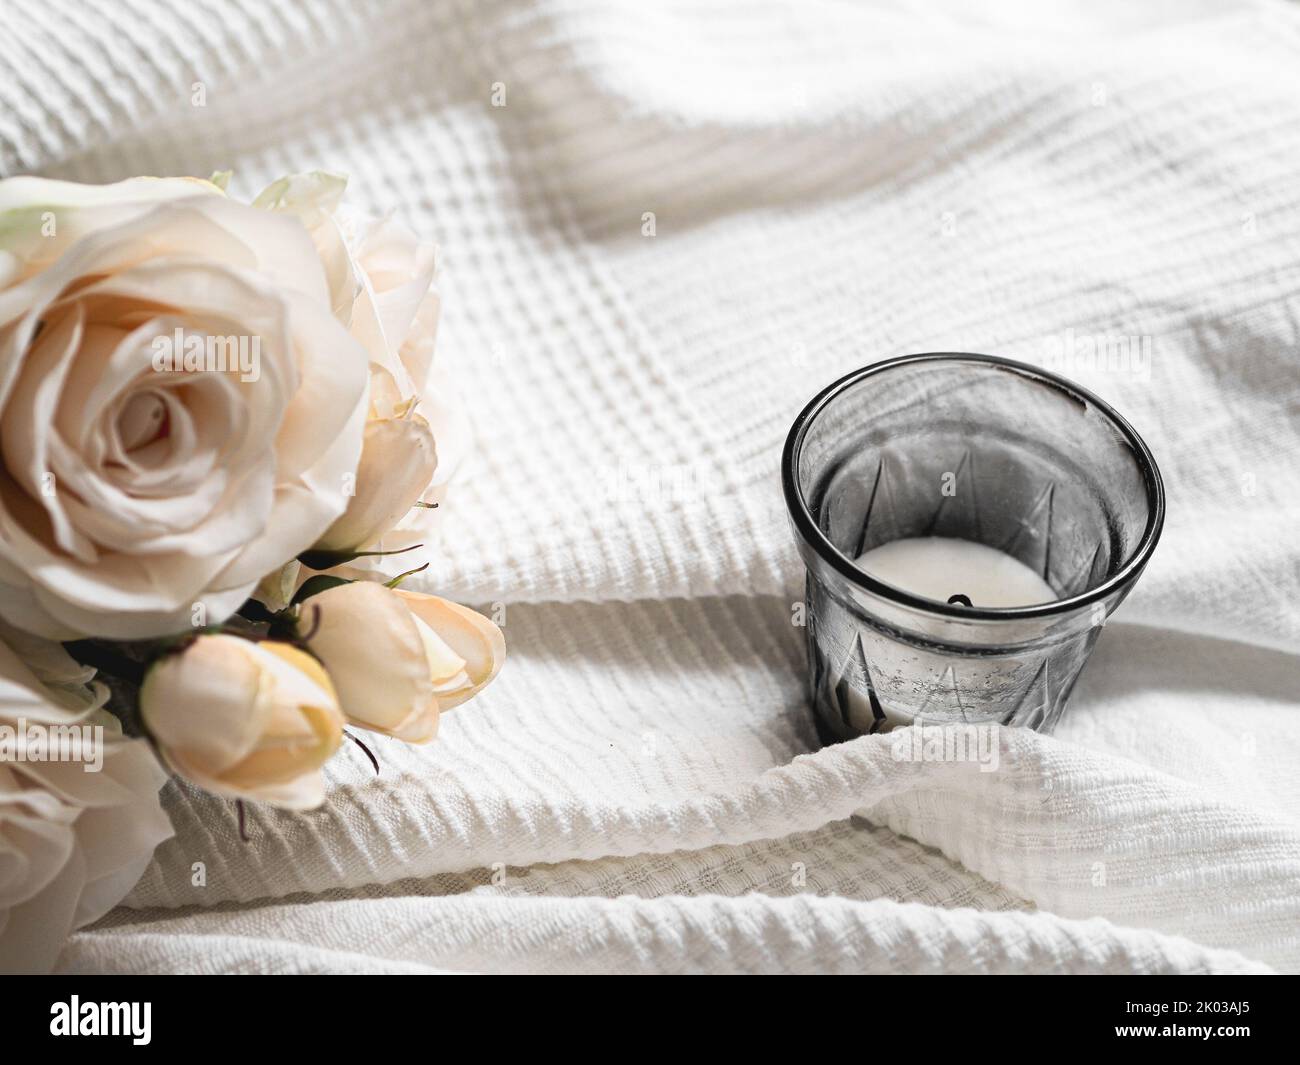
left=782, top=353, right=1165, bottom=742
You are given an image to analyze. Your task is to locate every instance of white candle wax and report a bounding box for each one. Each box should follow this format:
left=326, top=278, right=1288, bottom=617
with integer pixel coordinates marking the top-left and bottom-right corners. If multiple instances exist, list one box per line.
left=855, top=536, right=1056, bottom=608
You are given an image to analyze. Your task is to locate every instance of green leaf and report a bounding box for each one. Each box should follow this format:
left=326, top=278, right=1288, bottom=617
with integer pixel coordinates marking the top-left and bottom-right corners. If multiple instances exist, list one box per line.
left=384, top=562, right=430, bottom=589
left=297, top=542, right=424, bottom=571
left=235, top=597, right=278, bottom=623
left=291, top=574, right=352, bottom=605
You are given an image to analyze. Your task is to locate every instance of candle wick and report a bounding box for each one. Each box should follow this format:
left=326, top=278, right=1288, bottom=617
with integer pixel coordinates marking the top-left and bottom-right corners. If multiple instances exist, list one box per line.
left=947, top=593, right=973, bottom=607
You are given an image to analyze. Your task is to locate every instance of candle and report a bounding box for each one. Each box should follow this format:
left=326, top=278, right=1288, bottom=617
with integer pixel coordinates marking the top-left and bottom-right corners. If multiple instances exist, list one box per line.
left=855, top=537, right=1055, bottom=608
left=785, top=355, right=1165, bottom=742
left=828, top=537, right=1058, bottom=734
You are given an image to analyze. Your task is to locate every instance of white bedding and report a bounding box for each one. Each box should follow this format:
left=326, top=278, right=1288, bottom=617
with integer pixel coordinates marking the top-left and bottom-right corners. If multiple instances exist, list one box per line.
left=4, top=0, right=1298, bottom=973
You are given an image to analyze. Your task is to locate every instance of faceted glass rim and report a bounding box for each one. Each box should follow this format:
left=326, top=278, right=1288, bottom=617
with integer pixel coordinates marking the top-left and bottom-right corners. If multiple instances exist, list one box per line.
left=782, top=352, right=1167, bottom=622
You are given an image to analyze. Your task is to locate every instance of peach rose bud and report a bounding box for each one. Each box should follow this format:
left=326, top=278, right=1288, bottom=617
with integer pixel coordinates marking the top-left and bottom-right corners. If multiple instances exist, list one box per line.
left=140, top=634, right=344, bottom=810
left=303, top=581, right=504, bottom=744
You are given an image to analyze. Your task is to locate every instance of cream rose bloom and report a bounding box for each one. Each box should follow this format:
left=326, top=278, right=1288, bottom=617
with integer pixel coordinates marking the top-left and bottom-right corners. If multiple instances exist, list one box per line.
left=140, top=634, right=344, bottom=810
left=304, top=580, right=504, bottom=743
left=0, top=176, right=369, bottom=637
left=313, top=367, right=437, bottom=554
left=0, top=626, right=171, bottom=973
left=255, top=172, right=468, bottom=559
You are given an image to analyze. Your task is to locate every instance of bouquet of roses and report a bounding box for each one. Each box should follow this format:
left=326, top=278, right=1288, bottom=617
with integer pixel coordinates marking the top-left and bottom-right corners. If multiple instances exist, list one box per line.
left=0, top=171, right=504, bottom=969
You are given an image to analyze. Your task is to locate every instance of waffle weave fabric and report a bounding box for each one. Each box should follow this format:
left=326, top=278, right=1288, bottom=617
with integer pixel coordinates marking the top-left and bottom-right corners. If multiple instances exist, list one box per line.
left=2, top=0, right=1297, bottom=973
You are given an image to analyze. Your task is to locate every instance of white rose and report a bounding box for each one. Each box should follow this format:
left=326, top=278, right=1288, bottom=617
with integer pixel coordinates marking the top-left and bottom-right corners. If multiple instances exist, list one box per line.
left=256, top=173, right=469, bottom=558
left=140, top=634, right=344, bottom=810
left=303, top=580, right=504, bottom=743
left=0, top=176, right=369, bottom=638
left=0, top=630, right=171, bottom=973
left=254, top=172, right=437, bottom=392
left=312, top=367, right=437, bottom=554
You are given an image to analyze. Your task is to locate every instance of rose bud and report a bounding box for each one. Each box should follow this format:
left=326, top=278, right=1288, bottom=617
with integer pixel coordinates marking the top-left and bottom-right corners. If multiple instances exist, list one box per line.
left=140, top=634, right=344, bottom=810
left=251, top=560, right=302, bottom=614
left=312, top=367, right=438, bottom=554
left=303, top=581, right=504, bottom=743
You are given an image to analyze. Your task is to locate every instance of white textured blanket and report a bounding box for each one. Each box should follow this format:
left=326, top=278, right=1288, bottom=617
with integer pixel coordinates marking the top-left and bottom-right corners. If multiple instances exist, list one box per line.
left=5, top=0, right=1298, bottom=973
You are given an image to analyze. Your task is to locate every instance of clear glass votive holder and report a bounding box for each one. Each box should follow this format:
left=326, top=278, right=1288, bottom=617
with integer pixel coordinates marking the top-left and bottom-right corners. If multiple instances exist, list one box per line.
left=782, top=353, right=1165, bottom=742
